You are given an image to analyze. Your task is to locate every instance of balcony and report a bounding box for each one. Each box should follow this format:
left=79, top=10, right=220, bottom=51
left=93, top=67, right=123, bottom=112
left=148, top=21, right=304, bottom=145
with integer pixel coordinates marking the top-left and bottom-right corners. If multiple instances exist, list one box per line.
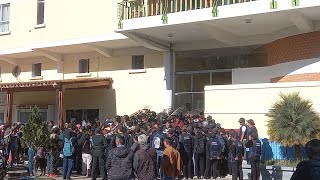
left=116, top=0, right=320, bottom=52
left=117, top=0, right=259, bottom=21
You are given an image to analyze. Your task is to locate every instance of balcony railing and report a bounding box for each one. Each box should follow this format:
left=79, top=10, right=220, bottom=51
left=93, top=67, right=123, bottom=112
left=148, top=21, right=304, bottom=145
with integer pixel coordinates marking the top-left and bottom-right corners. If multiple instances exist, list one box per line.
left=117, top=0, right=258, bottom=21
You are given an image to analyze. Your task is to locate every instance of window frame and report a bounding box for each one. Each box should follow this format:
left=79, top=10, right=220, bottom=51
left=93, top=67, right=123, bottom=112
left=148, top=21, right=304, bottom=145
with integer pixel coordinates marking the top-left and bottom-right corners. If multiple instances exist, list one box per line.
left=132, top=55, right=145, bottom=70
left=79, top=59, right=90, bottom=74
left=37, top=0, right=45, bottom=25
left=0, top=3, right=10, bottom=33
left=32, top=63, right=42, bottom=77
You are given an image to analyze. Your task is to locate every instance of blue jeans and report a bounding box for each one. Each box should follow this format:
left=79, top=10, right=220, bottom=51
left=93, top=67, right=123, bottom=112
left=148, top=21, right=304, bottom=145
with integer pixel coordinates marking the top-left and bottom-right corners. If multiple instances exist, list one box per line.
left=63, top=156, right=73, bottom=179
left=47, top=152, right=55, bottom=174
left=28, top=148, right=34, bottom=176
left=162, top=173, right=176, bottom=180
left=156, top=150, right=163, bottom=177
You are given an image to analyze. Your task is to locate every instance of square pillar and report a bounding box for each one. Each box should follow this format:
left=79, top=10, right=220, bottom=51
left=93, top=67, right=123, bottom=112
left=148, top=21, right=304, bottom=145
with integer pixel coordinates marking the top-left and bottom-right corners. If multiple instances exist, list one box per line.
left=58, top=89, right=64, bottom=128
left=6, top=91, right=13, bottom=125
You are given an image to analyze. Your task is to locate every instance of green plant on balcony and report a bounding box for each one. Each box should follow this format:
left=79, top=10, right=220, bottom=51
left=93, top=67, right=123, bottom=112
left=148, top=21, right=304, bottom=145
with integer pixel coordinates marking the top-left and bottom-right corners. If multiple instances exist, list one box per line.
left=129, top=0, right=144, bottom=18
left=162, top=0, right=169, bottom=24
left=266, top=92, right=320, bottom=161
left=212, top=0, right=220, bottom=17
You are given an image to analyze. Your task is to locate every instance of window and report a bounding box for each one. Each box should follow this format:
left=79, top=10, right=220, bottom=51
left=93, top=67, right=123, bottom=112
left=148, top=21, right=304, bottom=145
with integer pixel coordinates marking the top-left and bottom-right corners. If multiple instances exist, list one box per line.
left=132, top=55, right=144, bottom=69
left=0, top=4, right=10, bottom=32
left=32, top=63, right=42, bottom=77
left=79, top=59, right=89, bottom=73
left=37, top=0, right=45, bottom=25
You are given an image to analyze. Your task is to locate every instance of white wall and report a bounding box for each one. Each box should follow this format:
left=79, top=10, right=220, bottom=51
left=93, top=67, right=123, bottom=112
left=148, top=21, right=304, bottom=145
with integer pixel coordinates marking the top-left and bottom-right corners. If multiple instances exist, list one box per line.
left=233, top=58, right=320, bottom=84
left=205, top=81, right=320, bottom=138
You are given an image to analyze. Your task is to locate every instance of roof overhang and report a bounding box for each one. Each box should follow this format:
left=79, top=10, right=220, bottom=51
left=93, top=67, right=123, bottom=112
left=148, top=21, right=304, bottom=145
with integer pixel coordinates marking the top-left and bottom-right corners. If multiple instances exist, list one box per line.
left=0, top=78, right=112, bottom=91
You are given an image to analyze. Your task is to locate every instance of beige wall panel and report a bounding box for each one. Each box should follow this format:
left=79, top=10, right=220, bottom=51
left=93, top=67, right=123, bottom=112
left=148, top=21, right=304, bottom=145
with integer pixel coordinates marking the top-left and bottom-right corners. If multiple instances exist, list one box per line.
left=0, top=0, right=118, bottom=49
left=13, top=91, right=56, bottom=105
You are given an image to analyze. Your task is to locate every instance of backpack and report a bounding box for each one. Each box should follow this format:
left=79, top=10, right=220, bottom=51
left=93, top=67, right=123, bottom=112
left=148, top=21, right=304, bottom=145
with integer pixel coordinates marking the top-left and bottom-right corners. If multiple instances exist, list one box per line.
left=152, top=132, right=163, bottom=150
left=209, top=138, right=220, bottom=159
left=235, top=140, right=243, bottom=159
left=253, top=140, right=262, bottom=157
left=194, top=135, right=205, bottom=154
left=82, top=138, right=92, bottom=152
left=182, top=134, right=192, bottom=153
left=63, top=138, right=74, bottom=157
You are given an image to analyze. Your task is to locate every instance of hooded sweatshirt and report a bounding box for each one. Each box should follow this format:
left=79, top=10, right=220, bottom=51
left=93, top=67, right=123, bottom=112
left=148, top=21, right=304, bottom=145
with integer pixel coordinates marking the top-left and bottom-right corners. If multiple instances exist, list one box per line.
left=290, top=159, right=320, bottom=180
left=107, top=146, right=134, bottom=179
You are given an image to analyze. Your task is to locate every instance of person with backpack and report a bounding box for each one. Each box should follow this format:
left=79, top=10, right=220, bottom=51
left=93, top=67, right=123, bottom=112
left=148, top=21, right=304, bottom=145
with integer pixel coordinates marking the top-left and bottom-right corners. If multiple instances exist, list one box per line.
left=204, top=128, right=222, bottom=179
left=179, top=125, right=194, bottom=179
left=166, top=128, right=179, bottom=150
left=91, top=127, right=107, bottom=180
left=228, top=133, right=244, bottom=180
left=47, top=127, right=60, bottom=178
left=150, top=126, right=165, bottom=178
left=246, top=133, right=261, bottom=180
left=193, top=128, right=206, bottom=179
left=81, top=129, right=92, bottom=177
left=62, top=127, right=76, bottom=180
left=133, top=134, right=157, bottom=180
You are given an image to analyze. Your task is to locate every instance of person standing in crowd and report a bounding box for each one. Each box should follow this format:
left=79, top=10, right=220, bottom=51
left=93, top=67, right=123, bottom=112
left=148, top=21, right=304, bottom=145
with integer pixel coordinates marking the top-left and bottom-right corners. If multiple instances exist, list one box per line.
left=166, top=129, right=179, bottom=150
left=133, top=134, right=157, bottom=180
left=246, top=133, right=261, bottom=180
left=205, top=129, right=222, bottom=179
left=193, top=128, right=206, bottom=179
left=228, top=133, right=244, bottom=180
left=47, top=127, right=60, bottom=178
left=91, top=128, right=107, bottom=180
left=179, top=125, right=194, bottom=179
left=247, top=119, right=258, bottom=138
left=291, top=139, right=320, bottom=180
left=173, top=117, right=184, bottom=129
left=151, top=126, right=165, bottom=178
left=81, top=127, right=92, bottom=177
left=238, top=118, right=248, bottom=143
left=162, top=138, right=182, bottom=180
left=62, top=125, right=76, bottom=180
left=107, top=135, right=134, bottom=180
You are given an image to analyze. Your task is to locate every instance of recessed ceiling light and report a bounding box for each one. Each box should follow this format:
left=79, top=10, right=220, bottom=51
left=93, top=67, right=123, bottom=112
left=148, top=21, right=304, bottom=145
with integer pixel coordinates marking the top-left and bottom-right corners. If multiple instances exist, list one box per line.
left=168, top=33, right=174, bottom=37
left=245, top=18, right=252, bottom=23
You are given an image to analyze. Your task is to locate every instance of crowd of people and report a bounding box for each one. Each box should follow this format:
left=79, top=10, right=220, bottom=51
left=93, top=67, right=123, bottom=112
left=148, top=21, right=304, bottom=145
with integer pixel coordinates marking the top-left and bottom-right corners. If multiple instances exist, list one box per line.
left=0, top=110, right=262, bottom=180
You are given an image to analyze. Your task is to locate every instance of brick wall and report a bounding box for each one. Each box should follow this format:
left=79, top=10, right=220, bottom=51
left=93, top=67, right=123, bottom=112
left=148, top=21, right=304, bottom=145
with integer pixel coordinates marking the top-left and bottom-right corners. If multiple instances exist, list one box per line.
left=271, top=73, right=320, bottom=83
left=266, top=31, right=320, bottom=65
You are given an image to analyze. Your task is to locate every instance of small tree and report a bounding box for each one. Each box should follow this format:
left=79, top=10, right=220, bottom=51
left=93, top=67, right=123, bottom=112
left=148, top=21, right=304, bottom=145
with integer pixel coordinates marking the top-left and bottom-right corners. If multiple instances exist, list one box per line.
left=266, top=92, right=320, bottom=161
left=21, top=106, right=49, bottom=149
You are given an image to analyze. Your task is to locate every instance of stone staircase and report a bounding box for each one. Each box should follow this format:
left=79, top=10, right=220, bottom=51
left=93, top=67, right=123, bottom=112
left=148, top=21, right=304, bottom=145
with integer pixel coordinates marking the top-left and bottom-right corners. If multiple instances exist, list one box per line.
left=5, top=165, right=30, bottom=180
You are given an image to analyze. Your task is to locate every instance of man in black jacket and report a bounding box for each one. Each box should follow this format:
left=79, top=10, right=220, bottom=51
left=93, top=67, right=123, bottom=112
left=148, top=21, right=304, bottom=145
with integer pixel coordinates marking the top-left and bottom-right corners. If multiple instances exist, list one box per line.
left=291, top=139, right=320, bottom=180
left=107, top=134, right=134, bottom=180
left=92, top=128, right=107, bottom=180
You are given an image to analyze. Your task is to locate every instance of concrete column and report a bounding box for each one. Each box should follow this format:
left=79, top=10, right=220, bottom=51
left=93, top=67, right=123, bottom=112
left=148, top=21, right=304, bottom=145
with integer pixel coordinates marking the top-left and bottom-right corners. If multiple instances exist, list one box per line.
left=163, top=47, right=175, bottom=111
left=57, top=61, right=64, bottom=80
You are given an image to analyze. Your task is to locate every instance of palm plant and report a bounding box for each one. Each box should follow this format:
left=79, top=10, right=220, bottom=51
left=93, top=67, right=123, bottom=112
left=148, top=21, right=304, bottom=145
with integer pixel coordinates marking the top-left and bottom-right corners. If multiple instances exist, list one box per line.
left=266, top=92, right=320, bottom=161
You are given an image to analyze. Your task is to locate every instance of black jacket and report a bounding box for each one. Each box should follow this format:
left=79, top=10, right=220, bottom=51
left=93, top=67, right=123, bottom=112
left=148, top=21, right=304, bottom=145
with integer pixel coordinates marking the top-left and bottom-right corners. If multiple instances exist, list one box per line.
left=107, top=146, right=134, bottom=180
left=291, top=160, right=320, bottom=180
